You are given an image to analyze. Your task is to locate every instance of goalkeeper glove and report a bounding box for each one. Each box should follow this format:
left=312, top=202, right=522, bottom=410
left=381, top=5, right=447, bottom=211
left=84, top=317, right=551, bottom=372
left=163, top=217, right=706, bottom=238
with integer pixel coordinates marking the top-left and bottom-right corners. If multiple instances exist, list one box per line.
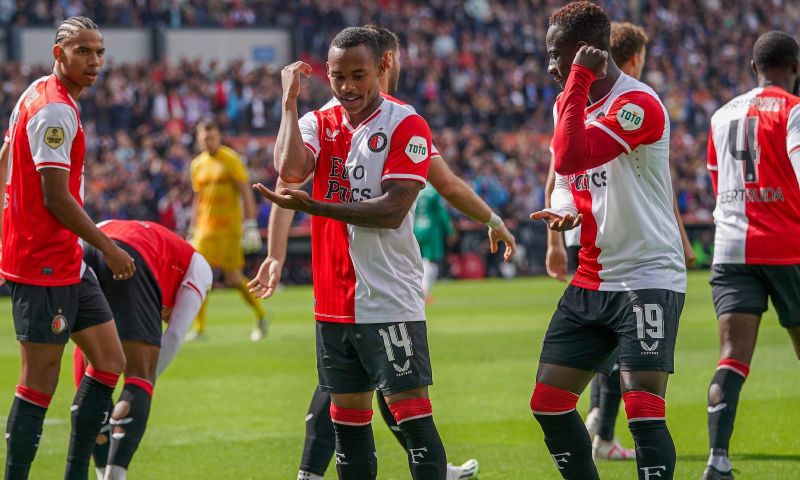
left=242, top=219, right=263, bottom=253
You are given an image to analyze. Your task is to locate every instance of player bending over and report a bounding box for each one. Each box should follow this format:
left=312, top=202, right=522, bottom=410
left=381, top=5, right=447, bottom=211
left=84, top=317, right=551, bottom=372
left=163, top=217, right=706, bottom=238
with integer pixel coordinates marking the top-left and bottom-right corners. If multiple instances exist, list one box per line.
left=702, top=31, right=800, bottom=480
left=74, top=220, right=212, bottom=480
left=0, top=17, right=135, bottom=480
left=250, top=25, right=514, bottom=480
left=529, top=2, right=686, bottom=479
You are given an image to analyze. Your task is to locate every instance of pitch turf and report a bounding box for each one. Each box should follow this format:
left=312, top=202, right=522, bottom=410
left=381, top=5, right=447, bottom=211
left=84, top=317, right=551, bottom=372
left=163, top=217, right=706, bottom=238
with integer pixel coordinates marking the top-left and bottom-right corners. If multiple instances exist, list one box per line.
left=0, top=271, right=798, bottom=479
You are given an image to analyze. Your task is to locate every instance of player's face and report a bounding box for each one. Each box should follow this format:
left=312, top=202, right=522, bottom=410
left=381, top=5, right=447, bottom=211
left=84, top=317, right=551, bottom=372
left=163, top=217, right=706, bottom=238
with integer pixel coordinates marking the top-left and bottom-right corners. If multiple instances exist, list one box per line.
left=631, top=47, right=647, bottom=80
left=54, top=29, right=105, bottom=89
left=546, top=26, right=578, bottom=90
left=197, top=128, right=221, bottom=154
left=327, top=45, right=385, bottom=118
left=386, top=48, right=401, bottom=95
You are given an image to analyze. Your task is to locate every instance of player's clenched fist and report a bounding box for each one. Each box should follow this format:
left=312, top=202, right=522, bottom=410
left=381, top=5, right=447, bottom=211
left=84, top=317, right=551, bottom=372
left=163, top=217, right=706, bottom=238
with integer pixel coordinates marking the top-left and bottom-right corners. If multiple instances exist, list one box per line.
left=281, top=61, right=312, bottom=102
left=573, top=45, right=608, bottom=79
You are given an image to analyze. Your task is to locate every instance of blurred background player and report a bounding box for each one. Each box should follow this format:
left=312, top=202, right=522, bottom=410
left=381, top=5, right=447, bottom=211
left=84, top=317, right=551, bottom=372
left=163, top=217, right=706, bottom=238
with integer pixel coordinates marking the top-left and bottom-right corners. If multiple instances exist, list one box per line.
left=413, top=183, right=456, bottom=302
left=0, top=16, right=135, bottom=480
left=530, top=2, right=686, bottom=479
left=74, top=219, right=212, bottom=480
left=702, top=31, right=800, bottom=480
left=187, top=120, right=268, bottom=342
left=262, top=27, right=448, bottom=479
left=249, top=25, right=512, bottom=480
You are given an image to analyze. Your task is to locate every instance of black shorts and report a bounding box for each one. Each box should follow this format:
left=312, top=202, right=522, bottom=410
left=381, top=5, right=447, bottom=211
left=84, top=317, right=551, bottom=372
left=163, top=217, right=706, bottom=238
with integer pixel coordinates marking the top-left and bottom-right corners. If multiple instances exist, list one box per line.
left=540, top=285, right=685, bottom=375
left=710, top=264, right=800, bottom=328
left=8, top=269, right=113, bottom=344
left=84, top=241, right=162, bottom=346
left=316, top=321, right=433, bottom=395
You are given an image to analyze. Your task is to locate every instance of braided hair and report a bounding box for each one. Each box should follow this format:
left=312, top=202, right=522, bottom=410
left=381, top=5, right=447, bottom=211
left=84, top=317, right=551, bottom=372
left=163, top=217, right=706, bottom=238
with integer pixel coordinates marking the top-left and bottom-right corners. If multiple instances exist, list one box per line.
left=54, top=16, right=99, bottom=45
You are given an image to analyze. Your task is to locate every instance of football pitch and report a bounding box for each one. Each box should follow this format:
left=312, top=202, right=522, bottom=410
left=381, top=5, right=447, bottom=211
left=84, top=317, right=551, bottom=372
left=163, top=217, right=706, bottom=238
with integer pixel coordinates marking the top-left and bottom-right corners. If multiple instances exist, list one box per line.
left=0, top=271, right=797, bottom=479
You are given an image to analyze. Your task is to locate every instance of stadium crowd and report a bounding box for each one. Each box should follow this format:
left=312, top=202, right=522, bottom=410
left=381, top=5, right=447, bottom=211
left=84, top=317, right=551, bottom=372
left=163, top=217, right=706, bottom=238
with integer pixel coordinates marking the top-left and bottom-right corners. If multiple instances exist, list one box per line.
left=0, top=0, right=797, bottom=242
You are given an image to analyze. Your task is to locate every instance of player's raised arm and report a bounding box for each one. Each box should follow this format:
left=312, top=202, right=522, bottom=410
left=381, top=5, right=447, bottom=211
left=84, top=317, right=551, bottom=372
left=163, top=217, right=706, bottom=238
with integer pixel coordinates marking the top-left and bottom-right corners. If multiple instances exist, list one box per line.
left=275, top=61, right=316, bottom=183
left=249, top=177, right=305, bottom=299
left=427, top=155, right=516, bottom=261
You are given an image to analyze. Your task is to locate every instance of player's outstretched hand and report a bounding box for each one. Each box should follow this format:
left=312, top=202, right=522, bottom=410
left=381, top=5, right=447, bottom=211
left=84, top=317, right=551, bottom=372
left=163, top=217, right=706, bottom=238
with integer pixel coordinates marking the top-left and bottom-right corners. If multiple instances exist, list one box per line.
left=103, top=244, right=136, bottom=281
left=248, top=257, right=282, bottom=299
left=574, top=45, right=608, bottom=79
left=281, top=61, right=312, bottom=102
left=530, top=210, right=583, bottom=232
left=489, top=223, right=517, bottom=262
left=253, top=183, right=314, bottom=213
left=546, top=245, right=569, bottom=282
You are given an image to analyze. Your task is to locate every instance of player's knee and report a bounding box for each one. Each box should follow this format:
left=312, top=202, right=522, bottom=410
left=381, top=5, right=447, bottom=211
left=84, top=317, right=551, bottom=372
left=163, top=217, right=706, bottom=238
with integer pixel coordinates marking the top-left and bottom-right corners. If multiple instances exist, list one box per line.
left=388, top=397, right=432, bottom=425
left=329, top=403, right=373, bottom=427
left=622, top=390, right=665, bottom=423
left=530, top=382, right=579, bottom=415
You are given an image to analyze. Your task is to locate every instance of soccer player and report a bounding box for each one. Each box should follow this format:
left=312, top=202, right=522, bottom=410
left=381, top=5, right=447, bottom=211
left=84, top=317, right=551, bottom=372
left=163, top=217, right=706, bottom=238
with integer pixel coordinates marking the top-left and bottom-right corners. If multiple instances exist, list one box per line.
left=529, top=3, right=686, bottom=479
left=72, top=219, right=212, bottom=480
left=187, top=120, right=268, bottom=342
left=0, top=17, right=136, bottom=479
left=250, top=25, right=508, bottom=480
left=703, top=31, right=800, bottom=480
left=258, top=27, right=447, bottom=480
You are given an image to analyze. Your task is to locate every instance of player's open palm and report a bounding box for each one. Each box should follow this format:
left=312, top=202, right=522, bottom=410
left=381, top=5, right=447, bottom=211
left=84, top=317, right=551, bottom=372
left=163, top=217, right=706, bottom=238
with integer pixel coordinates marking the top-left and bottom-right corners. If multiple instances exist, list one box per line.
left=530, top=210, right=583, bottom=232
left=574, top=45, right=608, bottom=79
left=249, top=257, right=282, bottom=299
left=103, top=244, right=136, bottom=281
left=281, top=61, right=312, bottom=101
left=253, top=183, right=314, bottom=213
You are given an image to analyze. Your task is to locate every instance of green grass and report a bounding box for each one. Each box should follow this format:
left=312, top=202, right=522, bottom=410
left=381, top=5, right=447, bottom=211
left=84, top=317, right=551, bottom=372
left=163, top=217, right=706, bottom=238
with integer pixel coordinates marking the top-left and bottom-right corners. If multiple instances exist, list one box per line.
left=0, top=271, right=798, bottom=478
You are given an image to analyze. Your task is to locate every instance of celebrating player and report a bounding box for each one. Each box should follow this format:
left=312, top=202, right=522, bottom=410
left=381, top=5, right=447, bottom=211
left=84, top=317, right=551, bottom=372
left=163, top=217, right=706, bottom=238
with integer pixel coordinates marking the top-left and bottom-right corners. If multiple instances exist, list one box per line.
left=187, top=120, right=268, bottom=342
left=258, top=27, right=448, bottom=479
left=250, top=25, right=514, bottom=480
left=702, top=31, right=800, bottom=480
left=73, top=219, right=212, bottom=480
left=0, top=17, right=135, bottom=479
left=529, top=3, right=686, bottom=479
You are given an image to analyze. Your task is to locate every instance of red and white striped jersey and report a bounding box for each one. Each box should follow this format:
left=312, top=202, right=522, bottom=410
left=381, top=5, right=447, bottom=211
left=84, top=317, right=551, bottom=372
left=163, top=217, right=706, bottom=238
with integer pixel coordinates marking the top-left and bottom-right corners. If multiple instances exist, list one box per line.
left=550, top=73, right=686, bottom=292
left=299, top=96, right=432, bottom=323
left=707, top=86, right=800, bottom=264
left=98, top=220, right=197, bottom=308
left=1, top=75, right=87, bottom=286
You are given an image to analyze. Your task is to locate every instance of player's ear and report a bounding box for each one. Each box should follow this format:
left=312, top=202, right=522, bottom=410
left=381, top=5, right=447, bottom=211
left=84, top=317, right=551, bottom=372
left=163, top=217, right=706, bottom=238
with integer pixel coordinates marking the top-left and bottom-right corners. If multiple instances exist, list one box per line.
left=52, top=44, right=63, bottom=62
left=750, top=59, right=757, bottom=77
left=377, top=57, right=386, bottom=77
left=325, top=62, right=331, bottom=77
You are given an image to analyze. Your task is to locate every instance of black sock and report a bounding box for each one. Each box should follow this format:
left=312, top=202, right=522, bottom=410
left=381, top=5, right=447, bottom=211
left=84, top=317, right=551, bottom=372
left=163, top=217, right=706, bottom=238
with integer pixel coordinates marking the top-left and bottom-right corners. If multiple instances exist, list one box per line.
left=332, top=423, right=377, bottom=480
left=107, top=381, right=152, bottom=469
left=397, top=416, right=447, bottom=480
left=5, top=395, right=48, bottom=480
left=708, top=361, right=748, bottom=452
left=91, top=400, right=113, bottom=469
left=299, top=387, right=336, bottom=476
left=597, top=367, right=622, bottom=441
left=589, top=375, right=601, bottom=411
left=534, top=411, right=599, bottom=480
left=629, top=419, right=675, bottom=480
left=65, top=371, right=117, bottom=480
left=377, top=394, right=407, bottom=449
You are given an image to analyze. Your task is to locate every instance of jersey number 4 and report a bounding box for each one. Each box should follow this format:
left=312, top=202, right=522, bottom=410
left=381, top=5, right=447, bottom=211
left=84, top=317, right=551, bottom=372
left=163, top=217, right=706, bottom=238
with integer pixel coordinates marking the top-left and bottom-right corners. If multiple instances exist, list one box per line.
left=727, top=117, right=760, bottom=183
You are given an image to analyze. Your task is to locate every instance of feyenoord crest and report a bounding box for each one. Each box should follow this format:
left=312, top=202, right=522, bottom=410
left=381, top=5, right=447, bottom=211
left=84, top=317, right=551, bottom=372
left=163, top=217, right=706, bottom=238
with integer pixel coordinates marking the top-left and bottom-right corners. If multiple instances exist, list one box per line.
left=51, top=309, right=67, bottom=334
left=44, top=127, right=65, bottom=149
left=368, top=132, right=388, bottom=153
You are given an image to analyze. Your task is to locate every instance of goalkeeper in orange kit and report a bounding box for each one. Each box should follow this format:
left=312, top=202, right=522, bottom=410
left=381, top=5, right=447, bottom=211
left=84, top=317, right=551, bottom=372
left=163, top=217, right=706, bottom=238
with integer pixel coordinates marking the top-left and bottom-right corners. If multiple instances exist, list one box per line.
left=187, top=120, right=270, bottom=341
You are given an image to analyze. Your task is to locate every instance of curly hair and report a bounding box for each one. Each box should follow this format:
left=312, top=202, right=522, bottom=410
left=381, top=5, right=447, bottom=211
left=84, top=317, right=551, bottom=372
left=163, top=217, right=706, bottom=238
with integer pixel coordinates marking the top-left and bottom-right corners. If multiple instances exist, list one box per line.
left=610, top=22, right=649, bottom=65
left=363, top=24, right=399, bottom=54
left=753, top=30, right=799, bottom=72
left=549, top=1, right=610, bottom=51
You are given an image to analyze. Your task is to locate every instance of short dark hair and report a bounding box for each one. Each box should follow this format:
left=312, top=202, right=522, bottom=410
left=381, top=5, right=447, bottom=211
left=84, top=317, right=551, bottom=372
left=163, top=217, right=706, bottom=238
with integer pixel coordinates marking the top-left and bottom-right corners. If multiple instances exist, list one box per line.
left=196, top=120, right=219, bottom=132
left=363, top=25, right=399, bottom=54
left=549, top=1, right=610, bottom=51
left=610, top=22, right=649, bottom=65
left=55, top=16, right=100, bottom=45
left=329, top=27, right=381, bottom=61
left=753, top=31, right=799, bottom=72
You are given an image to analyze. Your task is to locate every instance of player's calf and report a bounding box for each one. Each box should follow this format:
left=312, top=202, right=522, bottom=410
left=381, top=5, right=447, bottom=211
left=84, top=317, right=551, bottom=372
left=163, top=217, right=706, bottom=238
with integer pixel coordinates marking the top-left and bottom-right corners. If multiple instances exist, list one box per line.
left=66, top=367, right=120, bottom=480
left=5, top=386, right=51, bottom=479
left=531, top=382, right=599, bottom=480
left=104, top=377, right=154, bottom=480
left=298, top=388, right=336, bottom=480
left=330, top=403, right=377, bottom=480
left=623, top=390, right=675, bottom=480
left=388, top=397, right=447, bottom=480
left=706, top=358, right=749, bottom=474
